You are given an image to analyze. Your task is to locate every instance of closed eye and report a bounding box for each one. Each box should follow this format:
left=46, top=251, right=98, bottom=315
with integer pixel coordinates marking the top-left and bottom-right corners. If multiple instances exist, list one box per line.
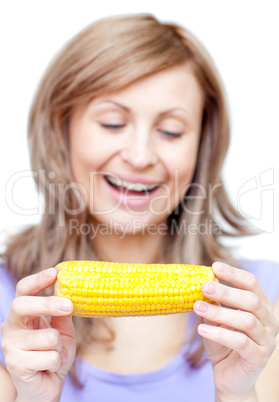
left=101, top=123, right=125, bottom=130
left=161, top=130, right=182, bottom=138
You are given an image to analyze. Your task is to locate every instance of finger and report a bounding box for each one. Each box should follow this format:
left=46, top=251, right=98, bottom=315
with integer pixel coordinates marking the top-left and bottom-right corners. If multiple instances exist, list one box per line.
left=8, top=296, right=73, bottom=327
left=50, top=315, right=76, bottom=369
left=16, top=328, right=63, bottom=353
left=197, top=323, right=257, bottom=363
left=16, top=350, right=62, bottom=374
left=212, top=262, right=271, bottom=308
left=194, top=300, right=269, bottom=345
left=201, top=280, right=273, bottom=328
left=39, top=316, right=52, bottom=329
left=51, top=314, right=75, bottom=340
left=16, top=267, right=57, bottom=297
left=50, top=315, right=75, bottom=359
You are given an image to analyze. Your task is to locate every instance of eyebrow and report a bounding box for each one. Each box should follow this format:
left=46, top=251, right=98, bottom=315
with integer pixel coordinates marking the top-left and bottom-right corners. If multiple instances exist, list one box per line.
left=94, top=100, right=130, bottom=113
left=95, top=100, right=191, bottom=118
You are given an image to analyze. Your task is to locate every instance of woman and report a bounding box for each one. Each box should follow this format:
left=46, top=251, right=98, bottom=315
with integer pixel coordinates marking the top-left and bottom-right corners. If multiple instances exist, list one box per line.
left=1, top=13, right=278, bottom=401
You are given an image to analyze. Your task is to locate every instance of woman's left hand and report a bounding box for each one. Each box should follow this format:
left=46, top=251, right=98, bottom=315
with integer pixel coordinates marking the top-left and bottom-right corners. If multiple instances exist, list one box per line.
left=193, top=262, right=279, bottom=401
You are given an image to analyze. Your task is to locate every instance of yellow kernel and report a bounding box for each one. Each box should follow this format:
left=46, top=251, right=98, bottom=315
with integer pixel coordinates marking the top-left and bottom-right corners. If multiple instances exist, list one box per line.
left=55, top=261, right=216, bottom=317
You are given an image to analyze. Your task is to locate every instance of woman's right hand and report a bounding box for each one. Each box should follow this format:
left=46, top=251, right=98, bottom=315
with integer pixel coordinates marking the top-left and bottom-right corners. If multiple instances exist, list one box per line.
left=0, top=267, right=76, bottom=402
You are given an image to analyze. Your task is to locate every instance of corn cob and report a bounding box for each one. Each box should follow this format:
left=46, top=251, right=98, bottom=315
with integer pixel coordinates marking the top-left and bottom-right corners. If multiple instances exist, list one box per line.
left=54, top=261, right=217, bottom=317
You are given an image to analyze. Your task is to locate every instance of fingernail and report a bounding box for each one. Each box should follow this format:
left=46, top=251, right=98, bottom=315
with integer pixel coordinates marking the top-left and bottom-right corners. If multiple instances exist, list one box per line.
left=196, top=301, right=209, bottom=313
left=203, top=281, right=216, bottom=295
left=45, top=267, right=56, bottom=278
left=58, top=299, right=72, bottom=312
left=213, top=262, right=225, bottom=272
left=198, top=324, right=211, bottom=335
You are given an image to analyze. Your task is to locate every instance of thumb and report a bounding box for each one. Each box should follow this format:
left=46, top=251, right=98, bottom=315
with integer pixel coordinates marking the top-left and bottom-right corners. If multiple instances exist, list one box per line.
left=51, top=299, right=75, bottom=346
left=51, top=314, right=76, bottom=374
left=51, top=313, right=75, bottom=342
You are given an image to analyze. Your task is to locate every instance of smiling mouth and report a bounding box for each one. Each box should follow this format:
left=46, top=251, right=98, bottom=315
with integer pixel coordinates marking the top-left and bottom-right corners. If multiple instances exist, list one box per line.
left=105, top=176, right=160, bottom=195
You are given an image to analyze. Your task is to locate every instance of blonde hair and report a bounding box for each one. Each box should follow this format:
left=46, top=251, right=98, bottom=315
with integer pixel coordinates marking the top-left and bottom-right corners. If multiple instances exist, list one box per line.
left=3, top=13, right=254, bottom=377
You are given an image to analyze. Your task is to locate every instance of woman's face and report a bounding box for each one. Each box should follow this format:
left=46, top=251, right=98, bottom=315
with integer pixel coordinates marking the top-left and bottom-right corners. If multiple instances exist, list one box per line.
left=69, top=63, right=204, bottom=235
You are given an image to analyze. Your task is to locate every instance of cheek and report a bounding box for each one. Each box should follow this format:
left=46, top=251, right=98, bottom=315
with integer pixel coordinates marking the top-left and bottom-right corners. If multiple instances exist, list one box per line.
left=69, top=128, right=109, bottom=179
left=169, top=147, right=198, bottom=184
left=72, top=147, right=105, bottom=173
left=167, top=149, right=199, bottom=206
left=176, top=164, right=196, bottom=200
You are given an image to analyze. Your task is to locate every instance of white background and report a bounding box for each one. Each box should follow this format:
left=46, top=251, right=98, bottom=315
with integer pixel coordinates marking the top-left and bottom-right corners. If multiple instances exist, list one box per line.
left=0, top=0, right=278, bottom=262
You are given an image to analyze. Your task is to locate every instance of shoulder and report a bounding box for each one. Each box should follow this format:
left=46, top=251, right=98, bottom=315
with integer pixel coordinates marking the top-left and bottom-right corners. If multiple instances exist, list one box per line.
left=0, top=266, right=16, bottom=318
left=0, top=266, right=16, bottom=367
left=239, top=259, right=279, bottom=303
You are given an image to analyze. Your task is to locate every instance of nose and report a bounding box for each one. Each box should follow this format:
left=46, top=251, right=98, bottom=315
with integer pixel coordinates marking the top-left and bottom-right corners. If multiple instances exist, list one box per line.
left=120, top=129, right=158, bottom=169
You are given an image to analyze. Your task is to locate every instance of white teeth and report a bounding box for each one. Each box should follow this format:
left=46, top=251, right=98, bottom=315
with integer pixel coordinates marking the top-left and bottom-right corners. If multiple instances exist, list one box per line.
left=106, top=176, right=158, bottom=192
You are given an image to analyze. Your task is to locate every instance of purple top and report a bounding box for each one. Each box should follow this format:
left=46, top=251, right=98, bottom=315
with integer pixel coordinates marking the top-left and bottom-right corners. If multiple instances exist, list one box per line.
left=1, top=259, right=279, bottom=401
